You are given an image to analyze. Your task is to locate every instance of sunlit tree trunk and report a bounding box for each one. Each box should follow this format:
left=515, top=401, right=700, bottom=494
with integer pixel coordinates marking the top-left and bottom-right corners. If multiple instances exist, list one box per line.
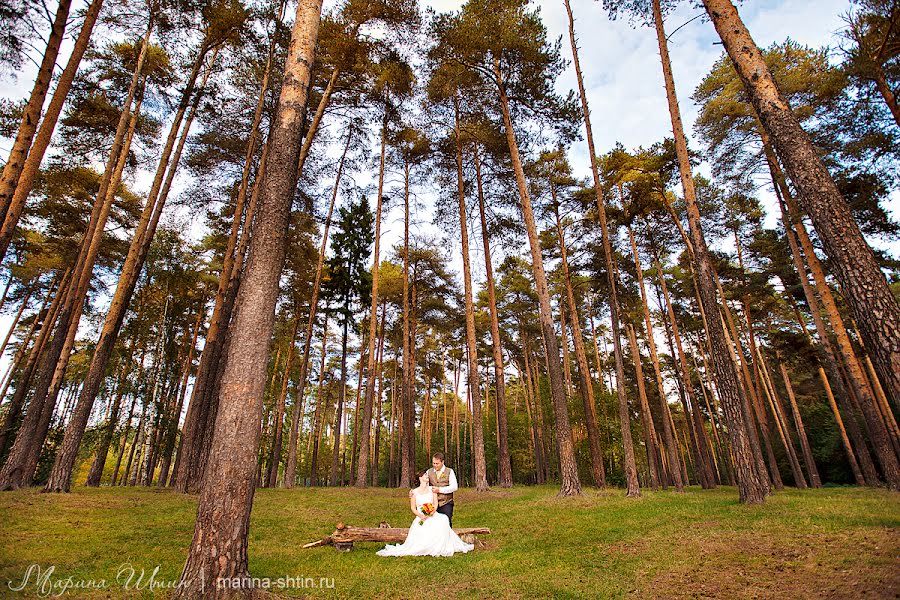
left=652, top=0, right=765, bottom=502
left=454, top=100, right=488, bottom=492
left=494, top=60, right=580, bottom=496
left=703, top=0, right=900, bottom=431
left=562, top=0, right=636, bottom=497
left=174, top=1, right=323, bottom=593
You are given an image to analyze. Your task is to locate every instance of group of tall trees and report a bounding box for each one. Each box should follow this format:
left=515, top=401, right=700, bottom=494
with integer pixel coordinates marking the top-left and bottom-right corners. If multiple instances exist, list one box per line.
left=0, top=0, right=898, bottom=594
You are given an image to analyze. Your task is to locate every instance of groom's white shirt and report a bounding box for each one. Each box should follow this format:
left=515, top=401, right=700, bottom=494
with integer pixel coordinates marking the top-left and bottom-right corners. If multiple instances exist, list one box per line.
left=434, top=465, right=458, bottom=494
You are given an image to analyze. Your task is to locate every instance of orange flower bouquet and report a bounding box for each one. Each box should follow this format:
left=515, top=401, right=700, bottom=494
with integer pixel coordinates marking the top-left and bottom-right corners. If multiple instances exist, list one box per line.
left=419, top=503, right=436, bottom=525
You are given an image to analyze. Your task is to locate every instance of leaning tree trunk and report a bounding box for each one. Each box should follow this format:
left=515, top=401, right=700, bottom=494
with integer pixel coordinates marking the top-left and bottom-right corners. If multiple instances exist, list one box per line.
left=0, top=271, right=64, bottom=458
left=702, top=0, right=900, bottom=440
left=474, top=148, right=512, bottom=487
left=0, top=0, right=73, bottom=224
left=43, top=47, right=214, bottom=493
left=0, top=0, right=106, bottom=264
left=782, top=189, right=900, bottom=488
left=494, top=59, right=580, bottom=497
left=653, top=0, right=766, bottom=503
left=562, top=0, right=637, bottom=496
left=85, top=351, right=134, bottom=486
left=174, top=0, right=323, bottom=595
left=173, top=13, right=281, bottom=493
left=454, top=101, right=488, bottom=492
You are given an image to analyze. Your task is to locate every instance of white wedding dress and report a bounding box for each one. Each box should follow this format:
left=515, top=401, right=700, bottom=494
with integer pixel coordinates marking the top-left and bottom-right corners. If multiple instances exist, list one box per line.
left=376, top=490, right=474, bottom=557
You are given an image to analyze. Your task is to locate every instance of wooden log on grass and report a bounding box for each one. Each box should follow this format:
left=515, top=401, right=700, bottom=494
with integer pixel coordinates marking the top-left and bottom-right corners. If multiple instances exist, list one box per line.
left=303, top=522, right=491, bottom=550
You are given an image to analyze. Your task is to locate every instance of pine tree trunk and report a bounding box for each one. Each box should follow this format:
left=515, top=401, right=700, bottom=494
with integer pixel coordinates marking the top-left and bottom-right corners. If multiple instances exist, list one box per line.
left=553, top=200, right=605, bottom=488
left=454, top=102, right=489, bottom=492
left=174, top=20, right=280, bottom=492
left=85, top=355, right=133, bottom=486
left=772, top=160, right=868, bottom=486
left=329, top=320, right=349, bottom=486
left=174, top=1, right=323, bottom=594
left=355, top=119, right=387, bottom=488
left=653, top=0, right=765, bottom=503
left=0, top=0, right=105, bottom=264
left=562, top=0, right=635, bottom=496
left=265, top=314, right=300, bottom=487
left=654, top=252, right=717, bottom=488
left=770, top=145, right=900, bottom=487
left=0, top=272, right=63, bottom=458
left=627, top=225, right=683, bottom=491
left=703, top=0, right=900, bottom=431
left=625, top=323, right=662, bottom=490
left=494, top=61, right=580, bottom=496
left=309, top=314, right=330, bottom=486
left=474, top=148, right=512, bottom=488
left=0, top=0, right=73, bottom=224
left=43, top=48, right=213, bottom=493
left=777, top=359, right=821, bottom=487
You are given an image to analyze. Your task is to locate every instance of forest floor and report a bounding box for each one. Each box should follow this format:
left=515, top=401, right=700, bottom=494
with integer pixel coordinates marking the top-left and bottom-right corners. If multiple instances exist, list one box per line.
left=0, top=484, right=897, bottom=598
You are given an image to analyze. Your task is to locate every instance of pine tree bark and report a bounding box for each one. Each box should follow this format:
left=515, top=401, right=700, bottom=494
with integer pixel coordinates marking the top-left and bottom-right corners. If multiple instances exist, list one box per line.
left=653, top=0, right=766, bottom=503
left=702, top=0, right=900, bottom=433
left=454, top=101, right=488, bottom=492
left=473, top=148, right=512, bottom=488
left=493, top=59, right=580, bottom=496
left=174, top=16, right=281, bottom=493
left=174, top=1, right=323, bottom=593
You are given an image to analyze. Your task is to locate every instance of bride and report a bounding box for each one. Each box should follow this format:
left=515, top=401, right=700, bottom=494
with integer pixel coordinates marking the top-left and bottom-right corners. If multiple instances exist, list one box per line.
left=376, top=470, right=474, bottom=557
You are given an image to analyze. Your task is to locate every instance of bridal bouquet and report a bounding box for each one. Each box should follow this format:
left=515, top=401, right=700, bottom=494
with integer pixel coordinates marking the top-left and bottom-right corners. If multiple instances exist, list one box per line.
left=419, top=503, right=436, bottom=525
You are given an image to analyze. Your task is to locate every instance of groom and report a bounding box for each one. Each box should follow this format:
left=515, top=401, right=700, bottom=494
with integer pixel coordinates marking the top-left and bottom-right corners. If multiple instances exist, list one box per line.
left=428, top=452, right=458, bottom=527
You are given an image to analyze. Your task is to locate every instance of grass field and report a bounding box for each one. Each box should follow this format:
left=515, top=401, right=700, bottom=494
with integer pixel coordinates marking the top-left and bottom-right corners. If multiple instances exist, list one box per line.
left=0, top=484, right=898, bottom=598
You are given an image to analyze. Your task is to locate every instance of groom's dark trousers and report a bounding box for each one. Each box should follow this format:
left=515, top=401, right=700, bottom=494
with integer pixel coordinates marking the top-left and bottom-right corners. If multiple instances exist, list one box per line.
left=437, top=502, right=454, bottom=527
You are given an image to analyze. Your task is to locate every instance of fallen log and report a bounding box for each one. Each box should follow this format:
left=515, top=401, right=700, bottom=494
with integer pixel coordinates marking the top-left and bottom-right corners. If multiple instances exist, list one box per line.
left=303, top=523, right=491, bottom=551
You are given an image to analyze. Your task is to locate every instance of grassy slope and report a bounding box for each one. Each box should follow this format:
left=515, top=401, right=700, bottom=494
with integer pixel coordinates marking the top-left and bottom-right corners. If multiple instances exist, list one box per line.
left=0, top=485, right=897, bottom=598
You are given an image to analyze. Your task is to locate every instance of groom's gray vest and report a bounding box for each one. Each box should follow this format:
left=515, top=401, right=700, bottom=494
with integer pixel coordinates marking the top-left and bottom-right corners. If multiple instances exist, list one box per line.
left=428, top=467, right=453, bottom=507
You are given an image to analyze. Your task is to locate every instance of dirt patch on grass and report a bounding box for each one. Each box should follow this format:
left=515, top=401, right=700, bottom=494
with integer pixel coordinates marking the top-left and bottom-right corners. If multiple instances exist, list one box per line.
left=640, top=528, right=899, bottom=598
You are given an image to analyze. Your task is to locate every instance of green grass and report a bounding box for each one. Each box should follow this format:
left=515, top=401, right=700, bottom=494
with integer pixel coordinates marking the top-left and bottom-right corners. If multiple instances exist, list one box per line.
left=0, top=485, right=898, bottom=598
